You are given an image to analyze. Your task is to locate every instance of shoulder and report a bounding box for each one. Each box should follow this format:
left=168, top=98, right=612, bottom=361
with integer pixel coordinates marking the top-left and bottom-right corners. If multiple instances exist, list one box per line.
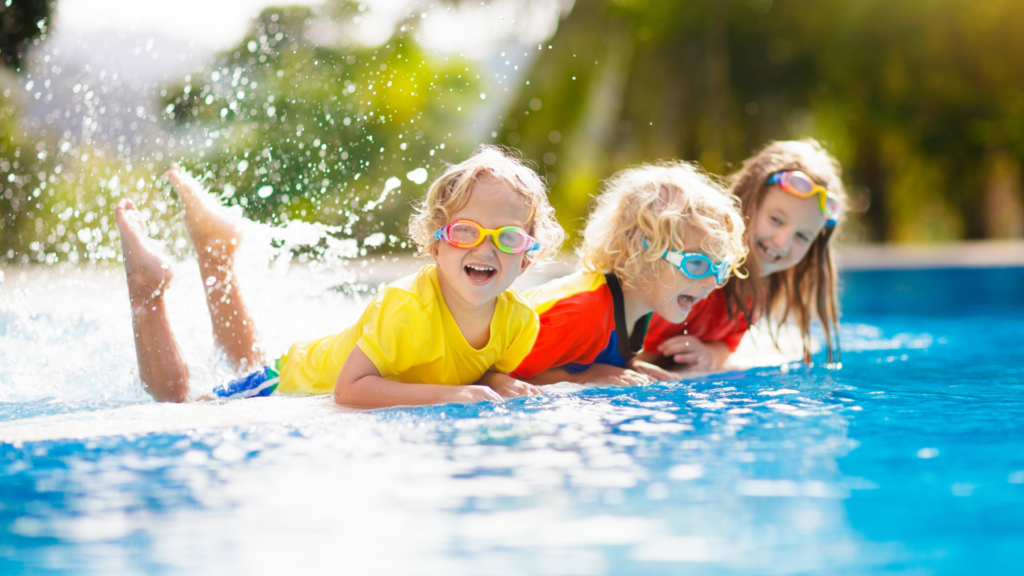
left=526, top=272, right=610, bottom=315
left=375, top=264, right=440, bottom=310
left=495, top=289, right=540, bottom=341
left=498, top=287, right=537, bottom=322
left=689, top=288, right=739, bottom=323
left=694, top=288, right=727, bottom=315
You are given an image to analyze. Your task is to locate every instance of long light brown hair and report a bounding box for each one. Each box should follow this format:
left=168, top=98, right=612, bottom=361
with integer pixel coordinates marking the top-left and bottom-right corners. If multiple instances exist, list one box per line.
left=725, top=139, right=846, bottom=364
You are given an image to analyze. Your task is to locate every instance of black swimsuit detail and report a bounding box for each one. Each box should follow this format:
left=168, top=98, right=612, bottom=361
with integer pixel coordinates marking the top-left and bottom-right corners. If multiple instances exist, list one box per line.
left=605, top=273, right=651, bottom=364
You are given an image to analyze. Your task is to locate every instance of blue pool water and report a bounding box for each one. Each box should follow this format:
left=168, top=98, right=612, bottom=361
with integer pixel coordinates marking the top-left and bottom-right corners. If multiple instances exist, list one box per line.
left=0, top=267, right=1022, bottom=575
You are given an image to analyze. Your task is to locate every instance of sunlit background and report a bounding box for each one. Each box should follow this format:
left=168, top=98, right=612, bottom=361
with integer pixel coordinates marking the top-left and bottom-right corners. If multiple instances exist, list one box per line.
left=2, top=0, right=1023, bottom=267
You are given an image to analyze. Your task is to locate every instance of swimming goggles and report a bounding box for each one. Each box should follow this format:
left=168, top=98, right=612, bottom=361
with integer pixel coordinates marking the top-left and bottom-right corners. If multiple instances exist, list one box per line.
left=434, top=220, right=540, bottom=254
left=767, top=170, right=842, bottom=227
left=643, top=240, right=731, bottom=284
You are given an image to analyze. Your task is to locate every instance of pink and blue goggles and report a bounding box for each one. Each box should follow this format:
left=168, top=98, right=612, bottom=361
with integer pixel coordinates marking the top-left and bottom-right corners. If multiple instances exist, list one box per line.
left=434, top=220, right=540, bottom=254
left=767, top=170, right=842, bottom=227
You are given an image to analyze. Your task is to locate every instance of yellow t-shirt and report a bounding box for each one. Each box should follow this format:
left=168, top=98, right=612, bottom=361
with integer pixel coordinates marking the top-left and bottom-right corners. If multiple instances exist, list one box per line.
left=275, top=265, right=539, bottom=395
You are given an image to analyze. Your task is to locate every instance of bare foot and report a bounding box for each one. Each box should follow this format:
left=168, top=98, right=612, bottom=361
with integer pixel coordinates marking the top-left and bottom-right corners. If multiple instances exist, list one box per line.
left=165, top=165, right=241, bottom=260
left=116, top=199, right=173, bottom=306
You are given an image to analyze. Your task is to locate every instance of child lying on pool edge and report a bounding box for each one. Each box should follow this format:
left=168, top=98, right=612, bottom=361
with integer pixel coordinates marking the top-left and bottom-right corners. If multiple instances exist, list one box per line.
left=115, top=145, right=564, bottom=408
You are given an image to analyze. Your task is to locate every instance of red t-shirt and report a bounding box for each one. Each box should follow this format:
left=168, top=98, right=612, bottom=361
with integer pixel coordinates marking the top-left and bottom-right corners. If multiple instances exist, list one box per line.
left=643, top=289, right=752, bottom=354
left=512, top=272, right=646, bottom=380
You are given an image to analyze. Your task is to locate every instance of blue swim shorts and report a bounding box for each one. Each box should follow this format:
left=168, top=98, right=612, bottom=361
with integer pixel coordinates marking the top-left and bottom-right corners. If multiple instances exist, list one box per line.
left=212, top=365, right=280, bottom=399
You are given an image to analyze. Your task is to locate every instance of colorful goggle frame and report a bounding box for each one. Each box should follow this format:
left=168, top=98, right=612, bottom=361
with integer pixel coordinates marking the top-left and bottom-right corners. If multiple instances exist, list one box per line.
left=434, top=220, right=540, bottom=254
left=767, top=170, right=842, bottom=227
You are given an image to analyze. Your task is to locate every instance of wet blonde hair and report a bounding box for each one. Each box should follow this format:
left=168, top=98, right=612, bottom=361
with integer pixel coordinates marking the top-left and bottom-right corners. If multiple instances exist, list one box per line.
left=726, top=139, right=846, bottom=364
left=408, top=145, right=564, bottom=263
left=577, top=161, right=747, bottom=288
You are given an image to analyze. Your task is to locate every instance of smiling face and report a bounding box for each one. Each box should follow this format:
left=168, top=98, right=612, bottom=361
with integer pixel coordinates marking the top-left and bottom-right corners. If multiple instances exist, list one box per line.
left=640, top=228, right=722, bottom=324
left=751, top=186, right=828, bottom=277
left=431, top=174, right=533, bottom=311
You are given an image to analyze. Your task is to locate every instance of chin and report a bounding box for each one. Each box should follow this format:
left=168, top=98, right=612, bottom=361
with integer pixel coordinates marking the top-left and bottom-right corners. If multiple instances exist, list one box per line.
left=757, top=260, right=778, bottom=277
left=659, top=307, right=690, bottom=325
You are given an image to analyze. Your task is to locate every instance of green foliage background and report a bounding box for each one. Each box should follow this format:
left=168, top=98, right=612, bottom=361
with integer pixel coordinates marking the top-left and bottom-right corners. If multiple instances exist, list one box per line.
left=505, top=0, right=1024, bottom=243
left=163, top=4, right=480, bottom=251
left=1, top=0, right=1024, bottom=264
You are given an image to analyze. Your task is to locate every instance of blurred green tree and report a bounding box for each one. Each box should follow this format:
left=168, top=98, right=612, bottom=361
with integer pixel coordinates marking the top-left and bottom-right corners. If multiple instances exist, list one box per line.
left=163, top=2, right=481, bottom=255
left=503, top=0, right=1024, bottom=243
left=0, top=0, right=54, bottom=70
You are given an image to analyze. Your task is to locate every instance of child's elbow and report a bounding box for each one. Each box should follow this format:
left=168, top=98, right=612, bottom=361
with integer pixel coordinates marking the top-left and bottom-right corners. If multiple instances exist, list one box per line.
left=333, top=379, right=352, bottom=406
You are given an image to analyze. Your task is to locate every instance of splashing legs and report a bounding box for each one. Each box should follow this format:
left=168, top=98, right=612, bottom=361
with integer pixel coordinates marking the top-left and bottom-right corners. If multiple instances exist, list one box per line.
left=166, top=166, right=264, bottom=371
left=116, top=199, right=190, bottom=402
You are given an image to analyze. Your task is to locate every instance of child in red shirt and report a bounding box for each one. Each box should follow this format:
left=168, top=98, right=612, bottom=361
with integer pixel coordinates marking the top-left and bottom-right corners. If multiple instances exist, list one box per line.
left=512, top=162, right=747, bottom=386
left=641, top=140, right=846, bottom=371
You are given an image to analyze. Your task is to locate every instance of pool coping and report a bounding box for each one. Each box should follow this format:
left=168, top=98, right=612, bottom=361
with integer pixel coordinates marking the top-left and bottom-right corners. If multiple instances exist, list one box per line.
left=835, top=240, right=1024, bottom=270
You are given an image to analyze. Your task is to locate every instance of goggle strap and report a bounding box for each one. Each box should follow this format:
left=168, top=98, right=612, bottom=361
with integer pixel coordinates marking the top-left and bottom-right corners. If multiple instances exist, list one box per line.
left=663, top=250, right=684, bottom=268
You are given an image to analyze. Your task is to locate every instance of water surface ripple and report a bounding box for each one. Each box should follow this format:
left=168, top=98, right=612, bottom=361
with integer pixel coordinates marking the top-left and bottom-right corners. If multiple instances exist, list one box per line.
left=0, top=267, right=1021, bottom=575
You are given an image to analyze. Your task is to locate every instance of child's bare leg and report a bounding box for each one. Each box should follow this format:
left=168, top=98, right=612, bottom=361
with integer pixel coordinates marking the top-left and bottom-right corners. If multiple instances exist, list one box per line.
left=116, top=199, right=190, bottom=402
left=166, top=167, right=264, bottom=371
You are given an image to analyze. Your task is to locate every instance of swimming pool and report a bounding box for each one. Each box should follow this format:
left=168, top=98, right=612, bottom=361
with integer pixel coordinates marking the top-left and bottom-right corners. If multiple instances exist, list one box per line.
left=1, top=265, right=1022, bottom=575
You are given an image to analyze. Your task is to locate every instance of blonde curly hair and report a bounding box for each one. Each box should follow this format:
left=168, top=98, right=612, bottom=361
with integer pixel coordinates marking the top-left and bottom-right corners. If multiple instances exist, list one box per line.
left=577, top=161, right=747, bottom=288
left=408, top=145, right=564, bottom=264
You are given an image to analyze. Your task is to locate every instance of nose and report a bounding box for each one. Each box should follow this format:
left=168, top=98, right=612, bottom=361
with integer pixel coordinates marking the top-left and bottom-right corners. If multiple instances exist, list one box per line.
left=698, top=273, right=718, bottom=290
left=770, top=232, right=791, bottom=257
left=469, top=236, right=499, bottom=257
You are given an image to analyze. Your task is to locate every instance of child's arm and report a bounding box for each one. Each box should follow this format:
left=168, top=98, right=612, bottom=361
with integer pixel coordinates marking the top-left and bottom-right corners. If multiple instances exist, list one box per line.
left=477, top=371, right=543, bottom=398
left=626, top=358, right=681, bottom=382
left=525, top=363, right=652, bottom=386
left=333, top=347, right=504, bottom=408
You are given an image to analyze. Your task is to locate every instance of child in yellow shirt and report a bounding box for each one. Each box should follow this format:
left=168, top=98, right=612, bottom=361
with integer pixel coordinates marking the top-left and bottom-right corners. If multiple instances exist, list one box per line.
left=115, top=146, right=564, bottom=408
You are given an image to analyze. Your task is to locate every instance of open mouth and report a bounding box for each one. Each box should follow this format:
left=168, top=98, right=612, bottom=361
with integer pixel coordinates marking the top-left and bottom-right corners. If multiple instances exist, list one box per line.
left=464, top=263, right=497, bottom=284
left=677, top=294, right=696, bottom=310
left=758, top=240, right=782, bottom=262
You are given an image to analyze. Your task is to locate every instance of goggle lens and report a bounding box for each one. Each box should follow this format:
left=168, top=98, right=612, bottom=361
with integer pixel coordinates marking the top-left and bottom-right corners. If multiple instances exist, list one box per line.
left=823, top=195, right=842, bottom=220
left=448, top=222, right=480, bottom=245
left=788, top=173, right=815, bottom=194
left=498, top=228, right=531, bottom=252
left=684, top=257, right=710, bottom=278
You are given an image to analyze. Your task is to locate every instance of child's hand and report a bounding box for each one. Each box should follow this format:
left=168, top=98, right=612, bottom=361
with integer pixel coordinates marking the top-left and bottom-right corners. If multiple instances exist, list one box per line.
left=479, top=372, right=543, bottom=398
left=627, top=359, right=680, bottom=383
left=453, top=385, right=505, bottom=404
left=579, top=363, right=651, bottom=386
left=657, top=336, right=727, bottom=371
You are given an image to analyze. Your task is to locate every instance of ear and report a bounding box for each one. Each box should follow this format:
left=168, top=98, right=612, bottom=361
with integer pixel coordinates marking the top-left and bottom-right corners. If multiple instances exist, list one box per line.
left=517, top=254, right=532, bottom=276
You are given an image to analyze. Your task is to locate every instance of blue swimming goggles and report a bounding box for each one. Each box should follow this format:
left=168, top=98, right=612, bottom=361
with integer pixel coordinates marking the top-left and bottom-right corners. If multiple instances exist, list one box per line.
left=643, top=239, right=731, bottom=284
